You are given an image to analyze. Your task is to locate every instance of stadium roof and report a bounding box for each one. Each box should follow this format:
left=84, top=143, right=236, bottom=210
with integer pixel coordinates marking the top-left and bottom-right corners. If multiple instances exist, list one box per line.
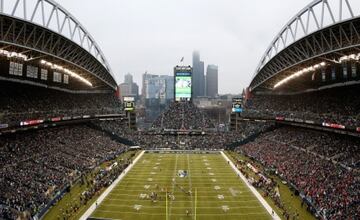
left=0, top=0, right=117, bottom=90
left=250, top=0, right=360, bottom=93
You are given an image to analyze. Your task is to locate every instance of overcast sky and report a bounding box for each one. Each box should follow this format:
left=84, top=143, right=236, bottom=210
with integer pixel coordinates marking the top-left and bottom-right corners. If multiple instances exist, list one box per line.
left=59, top=0, right=313, bottom=94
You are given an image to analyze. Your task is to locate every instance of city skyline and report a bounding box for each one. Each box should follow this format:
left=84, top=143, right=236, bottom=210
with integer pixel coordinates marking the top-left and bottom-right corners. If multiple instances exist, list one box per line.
left=59, top=0, right=320, bottom=94
left=121, top=58, right=219, bottom=100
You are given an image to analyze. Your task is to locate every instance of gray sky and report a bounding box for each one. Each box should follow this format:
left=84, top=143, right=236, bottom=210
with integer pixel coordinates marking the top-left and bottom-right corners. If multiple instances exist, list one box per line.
left=59, top=0, right=312, bottom=94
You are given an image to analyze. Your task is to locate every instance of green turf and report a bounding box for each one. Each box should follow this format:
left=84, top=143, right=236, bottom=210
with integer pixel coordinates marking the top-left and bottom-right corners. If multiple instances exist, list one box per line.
left=90, top=152, right=272, bottom=220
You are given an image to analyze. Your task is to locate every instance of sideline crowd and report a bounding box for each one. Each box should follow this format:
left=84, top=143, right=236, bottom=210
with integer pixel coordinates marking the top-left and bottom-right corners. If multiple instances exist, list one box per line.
left=0, top=125, right=127, bottom=219
left=236, top=126, right=360, bottom=219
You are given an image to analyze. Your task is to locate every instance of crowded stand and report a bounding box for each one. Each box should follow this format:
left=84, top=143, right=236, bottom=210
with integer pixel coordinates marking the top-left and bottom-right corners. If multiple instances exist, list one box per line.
left=231, top=120, right=274, bottom=142
left=0, top=81, right=122, bottom=127
left=95, top=119, right=271, bottom=150
left=235, top=126, right=360, bottom=219
left=0, top=124, right=128, bottom=219
left=1, top=80, right=359, bottom=220
left=151, top=101, right=215, bottom=130
left=95, top=119, right=226, bottom=149
left=244, top=85, right=360, bottom=129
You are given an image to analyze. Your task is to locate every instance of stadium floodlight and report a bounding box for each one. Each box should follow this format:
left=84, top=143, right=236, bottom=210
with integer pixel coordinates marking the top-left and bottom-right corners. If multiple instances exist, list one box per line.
left=0, top=49, right=28, bottom=61
left=339, top=53, right=360, bottom=63
left=274, top=62, right=326, bottom=89
left=40, top=60, right=93, bottom=87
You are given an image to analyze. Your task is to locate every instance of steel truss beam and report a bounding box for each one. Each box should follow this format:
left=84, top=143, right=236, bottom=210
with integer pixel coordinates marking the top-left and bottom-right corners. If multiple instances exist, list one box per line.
left=0, top=15, right=116, bottom=88
left=251, top=0, right=360, bottom=91
left=251, top=17, right=360, bottom=90
left=0, top=0, right=116, bottom=89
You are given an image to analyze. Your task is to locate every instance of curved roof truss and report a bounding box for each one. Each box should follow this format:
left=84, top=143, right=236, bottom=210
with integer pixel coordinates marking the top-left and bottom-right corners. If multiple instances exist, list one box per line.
left=251, top=0, right=360, bottom=90
left=0, top=0, right=116, bottom=88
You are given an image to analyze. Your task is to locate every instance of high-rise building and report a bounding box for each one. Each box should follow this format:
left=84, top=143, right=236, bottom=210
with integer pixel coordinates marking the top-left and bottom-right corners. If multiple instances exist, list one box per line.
left=142, top=73, right=174, bottom=104
left=199, top=61, right=205, bottom=95
left=124, top=73, right=133, bottom=84
left=192, top=51, right=205, bottom=97
left=131, top=83, right=139, bottom=98
left=119, top=83, right=131, bottom=98
left=206, top=64, right=218, bottom=98
left=119, top=73, right=139, bottom=100
left=142, top=73, right=174, bottom=121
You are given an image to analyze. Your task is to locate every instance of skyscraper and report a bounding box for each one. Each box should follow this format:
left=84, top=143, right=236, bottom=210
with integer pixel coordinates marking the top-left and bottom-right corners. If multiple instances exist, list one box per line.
left=119, top=73, right=139, bottom=100
left=142, top=73, right=174, bottom=103
left=206, top=64, right=218, bottom=98
left=192, top=51, right=205, bottom=97
left=124, top=73, right=133, bottom=84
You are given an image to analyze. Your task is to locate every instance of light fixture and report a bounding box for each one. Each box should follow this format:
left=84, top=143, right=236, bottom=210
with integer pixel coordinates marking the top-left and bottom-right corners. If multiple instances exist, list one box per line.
left=0, top=49, right=28, bottom=61
left=274, top=62, right=326, bottom=89
left=339, top=53, right=360, bottom=63
left=40, top=59, right=92, bottom=87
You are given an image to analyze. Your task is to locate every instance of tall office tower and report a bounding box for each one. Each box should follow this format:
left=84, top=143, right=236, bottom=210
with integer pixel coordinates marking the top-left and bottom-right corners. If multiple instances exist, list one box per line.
left=141, top=72, right=148, bottom=103
left=206, top=64, right=218, bottom=98
left=192, top=51, right=205, bottom=97
left=131, top=83, right=139, bottom=98
left=143, top=73, right=174, bottom=104
left=119, top=82, right=131, bottom=98
left=119, top=73, right=139, bottom=100
left=124, top=73, right=133, bottom=84
left=199, top=61, right=205, bottom=96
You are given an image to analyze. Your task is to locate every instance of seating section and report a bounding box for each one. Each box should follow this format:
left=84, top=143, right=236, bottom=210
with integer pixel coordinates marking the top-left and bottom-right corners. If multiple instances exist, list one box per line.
left=0, top=81, right=122, bottom=126
left=151, top=102, right=215, bottom=130
left=0, top=125, right=127, bottom=218
left=244, top=85, right=360, bottom=128
left=235, top=126, right=360, bottom=219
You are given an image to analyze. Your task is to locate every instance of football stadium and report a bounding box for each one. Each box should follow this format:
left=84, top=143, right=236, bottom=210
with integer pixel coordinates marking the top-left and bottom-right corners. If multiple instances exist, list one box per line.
left=0, top=0, right=359, bottom=220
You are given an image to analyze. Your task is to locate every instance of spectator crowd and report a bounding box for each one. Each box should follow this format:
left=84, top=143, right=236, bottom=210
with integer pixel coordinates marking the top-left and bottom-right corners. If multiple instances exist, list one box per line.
left=2, top=80, right=360, bottom=220
left=0, top=117, right=269, bottom=219
left=0, top=81, right=122, bottom=126
left=151, top=102, right=215, bottom=130
left=95, top=119, right=271, bottom=150
left=236, top=126, right=360, bottom=219
left=244, top=85, right=360, bottom=128
left=0, top=125, right=128, bottom=219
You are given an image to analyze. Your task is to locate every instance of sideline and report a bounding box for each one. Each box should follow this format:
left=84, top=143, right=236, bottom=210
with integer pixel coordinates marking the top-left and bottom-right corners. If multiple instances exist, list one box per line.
left=220, top=151, right=281, bottom=220
left=79, top=150, right=145, bottom=220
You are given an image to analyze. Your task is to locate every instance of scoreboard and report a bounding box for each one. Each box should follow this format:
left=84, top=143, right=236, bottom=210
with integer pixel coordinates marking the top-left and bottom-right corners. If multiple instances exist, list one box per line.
left=174, top=66, right=192, bottom=101
left=232, top=98, right=243, bottom=113
left=123, top=96, right=135, bottom=111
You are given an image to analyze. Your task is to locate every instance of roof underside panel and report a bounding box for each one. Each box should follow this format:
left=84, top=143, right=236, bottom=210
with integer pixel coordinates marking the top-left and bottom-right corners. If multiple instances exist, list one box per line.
left=251, top=0, right=360, bottom=92
left=0, top=0, right=116, bottom=90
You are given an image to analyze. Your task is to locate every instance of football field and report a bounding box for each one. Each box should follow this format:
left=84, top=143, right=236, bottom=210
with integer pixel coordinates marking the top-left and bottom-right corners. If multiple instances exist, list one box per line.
left=89, top=152, right=272, bottom=220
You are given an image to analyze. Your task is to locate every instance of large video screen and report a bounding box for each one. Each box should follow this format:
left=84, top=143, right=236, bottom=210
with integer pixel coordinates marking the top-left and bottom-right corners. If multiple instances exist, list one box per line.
left=123, top=97, right=135, bottom=111
left=232, top=98, right=243, bottom=113
left=175, top=74, right=192, bottom=101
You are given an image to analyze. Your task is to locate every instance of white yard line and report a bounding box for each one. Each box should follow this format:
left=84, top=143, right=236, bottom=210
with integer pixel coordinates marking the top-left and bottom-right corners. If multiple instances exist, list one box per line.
left=168, top=154, right=179, bottom=218
left=100, top=203, right=264, bottom=209
left=79, top=150, right=145, bottom=220
left=104, top=197, right=260, bottom=203
left=220, top=151, right=281, bottom=220
left=94, top=210, right=269, bottom=216
left=187, top=154, right=194, bottom=219
left=107, top=193, right=257, bottom=199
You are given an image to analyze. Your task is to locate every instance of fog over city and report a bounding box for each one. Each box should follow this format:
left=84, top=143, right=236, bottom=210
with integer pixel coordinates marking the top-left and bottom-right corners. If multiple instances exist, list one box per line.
left=60, top=0, right=317, bottom=94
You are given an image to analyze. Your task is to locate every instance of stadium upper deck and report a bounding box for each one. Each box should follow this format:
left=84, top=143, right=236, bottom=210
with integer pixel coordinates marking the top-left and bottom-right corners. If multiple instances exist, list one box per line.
left=250, top=0, right=360, bottom=93
left=0, top=0, right=116, bottom=91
